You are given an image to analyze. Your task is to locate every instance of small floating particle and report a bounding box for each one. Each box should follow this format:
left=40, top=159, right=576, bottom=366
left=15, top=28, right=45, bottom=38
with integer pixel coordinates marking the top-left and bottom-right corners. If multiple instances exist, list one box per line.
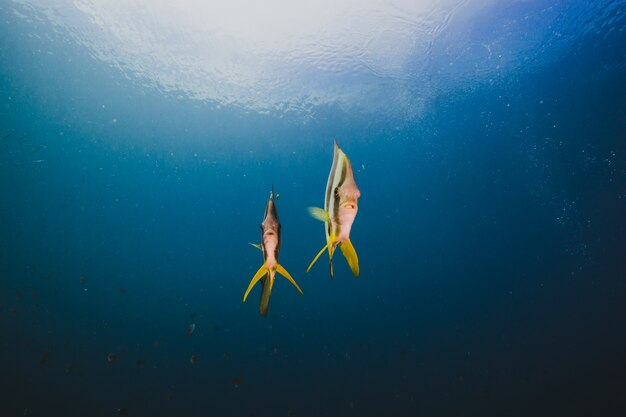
left=107, top=352, right=118, bottom=363
left=186, top=323, right=196, bottom=336
left=135, top=358, right=145, bottom=367
left=116, top=407, right=129, bottom=416
left=117, top=288, right=126, bottom=294
left=79, top=276, right=87, bottom=285
left=190, top=355, right=199, bottom=365
left=154, top=337, right=163, bottom=348
left=231, top=378, right=243, bottom=388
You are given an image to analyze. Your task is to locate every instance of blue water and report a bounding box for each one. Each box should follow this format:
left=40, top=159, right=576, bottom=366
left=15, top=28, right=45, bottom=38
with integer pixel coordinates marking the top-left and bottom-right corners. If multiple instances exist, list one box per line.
left=1, top=1, right=625, bottom=416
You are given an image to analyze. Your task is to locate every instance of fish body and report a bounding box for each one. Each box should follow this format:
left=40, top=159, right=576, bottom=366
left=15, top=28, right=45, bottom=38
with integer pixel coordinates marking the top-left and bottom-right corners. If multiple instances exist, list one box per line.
left=243, top=188, right=303, bottom=316
left=307, top=140, right=360, bottom=278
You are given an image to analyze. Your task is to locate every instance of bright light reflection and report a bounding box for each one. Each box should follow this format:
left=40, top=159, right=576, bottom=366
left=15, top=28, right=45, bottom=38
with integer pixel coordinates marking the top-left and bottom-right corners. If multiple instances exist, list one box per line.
left=12, top=0, right=590, bottom=117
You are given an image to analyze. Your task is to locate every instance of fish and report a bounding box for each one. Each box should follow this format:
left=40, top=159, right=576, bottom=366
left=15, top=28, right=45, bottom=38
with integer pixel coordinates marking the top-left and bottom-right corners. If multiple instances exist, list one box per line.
left=243, top=187, right=303, bottom=316
left=307, top=140, right=360, bottom=278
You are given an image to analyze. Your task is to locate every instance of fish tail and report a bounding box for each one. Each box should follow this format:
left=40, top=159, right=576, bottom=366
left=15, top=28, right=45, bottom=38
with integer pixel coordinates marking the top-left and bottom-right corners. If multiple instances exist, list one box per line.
left=276, top=263, right=304, bottom=296
left=339, top=238, right=360, bottom=277
left=307, top=242, right=330, bottom=273
left=328, top=244, right=336, bottom=279
left=243, top=263, right=269, bottom=303
left=259, top=269, right=275, bottom=317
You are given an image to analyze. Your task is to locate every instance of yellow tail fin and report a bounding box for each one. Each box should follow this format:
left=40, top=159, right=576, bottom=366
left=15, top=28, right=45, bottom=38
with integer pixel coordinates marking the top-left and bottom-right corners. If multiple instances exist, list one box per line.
left=243, top=264, right=268, bottom=302
left=307, top=241, right=337, bottom=279
left=339, top=239, right=359, bottom=277
left=245, top=263, right=302, bottom=316
left=307, top=242, right=329, bottom=273
left=259, top=273, right=274, bottom=316
left=276, top=264, right=304, bottom=295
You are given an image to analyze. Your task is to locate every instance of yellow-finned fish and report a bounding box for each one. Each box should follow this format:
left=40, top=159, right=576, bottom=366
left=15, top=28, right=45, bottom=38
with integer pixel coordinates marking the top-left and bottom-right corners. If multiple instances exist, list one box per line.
left=307, top=140, right=360, bottom=278
left=243, top=187, right=303, bottom=316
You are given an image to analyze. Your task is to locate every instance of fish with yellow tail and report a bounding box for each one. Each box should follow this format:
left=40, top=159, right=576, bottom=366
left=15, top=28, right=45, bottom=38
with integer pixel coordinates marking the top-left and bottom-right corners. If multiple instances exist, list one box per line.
left=243, top=187, right=303, bottom=316
left=307, top=140, right=361, bottom=278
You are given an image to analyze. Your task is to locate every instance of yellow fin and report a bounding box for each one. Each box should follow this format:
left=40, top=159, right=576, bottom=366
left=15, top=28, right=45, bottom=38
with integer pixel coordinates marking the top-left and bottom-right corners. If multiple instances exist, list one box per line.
left=328, top=243, right=336, bottom=279
left=307, top=207, right=329, bottom=222
left=248, top=242, right=263, bottom=251
left=307, top=242, right=329, bottom=273
left=276, top=264, right=303, bottom=295
left=259, top=273, right=274, bottom=317
left=243, top=264, right=268, bottom=302
left=339, top=239, right=359, bottom=277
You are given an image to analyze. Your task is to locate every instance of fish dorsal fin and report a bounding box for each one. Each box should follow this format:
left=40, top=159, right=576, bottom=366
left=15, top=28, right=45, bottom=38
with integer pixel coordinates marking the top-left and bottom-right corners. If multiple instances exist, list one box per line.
left=276, top=264, right=303, bottom=295
left=307, top=207, right=330, bottom=223
left=307, top=242, right=329, bottom=273
left=248, top=242, right=263, bottom=251
left=243, top=264, right=268, bottom=302
left=339, top=239, right=360, bottom=277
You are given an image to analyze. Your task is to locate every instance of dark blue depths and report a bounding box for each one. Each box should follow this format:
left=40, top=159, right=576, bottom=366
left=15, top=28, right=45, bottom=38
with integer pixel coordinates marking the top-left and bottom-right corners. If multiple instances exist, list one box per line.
left=1, top=4, right=625, bottom=417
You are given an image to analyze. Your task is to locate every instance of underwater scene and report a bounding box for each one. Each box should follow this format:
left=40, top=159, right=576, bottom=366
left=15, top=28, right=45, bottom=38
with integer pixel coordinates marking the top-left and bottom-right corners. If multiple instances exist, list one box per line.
left=1, top=1, right=625, bottom=416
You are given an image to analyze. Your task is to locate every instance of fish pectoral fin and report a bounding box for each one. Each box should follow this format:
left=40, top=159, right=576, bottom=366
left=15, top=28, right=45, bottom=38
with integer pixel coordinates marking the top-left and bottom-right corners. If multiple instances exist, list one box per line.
left=307, top=207, right=330, bottom=222
left=243, top=264, right=268, bottom=302
left=339, top=239, right=360, bottom=277
left=307, top=242, right=330, bottom=273
left=248, top=242, right=263, bottom=251
left=276, top=264, right=303, bottom=296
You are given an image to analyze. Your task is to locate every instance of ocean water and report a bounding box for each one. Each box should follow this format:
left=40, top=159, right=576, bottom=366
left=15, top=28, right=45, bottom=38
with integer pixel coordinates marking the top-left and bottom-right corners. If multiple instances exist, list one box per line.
left=1, top=1, right=625, bottom=416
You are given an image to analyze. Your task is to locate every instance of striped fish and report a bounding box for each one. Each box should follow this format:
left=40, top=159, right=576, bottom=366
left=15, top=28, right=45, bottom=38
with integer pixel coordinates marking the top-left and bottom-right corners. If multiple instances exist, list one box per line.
left=243, top=187, right=303, bottom=316
left=307, top=140, right=360, bottom=278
